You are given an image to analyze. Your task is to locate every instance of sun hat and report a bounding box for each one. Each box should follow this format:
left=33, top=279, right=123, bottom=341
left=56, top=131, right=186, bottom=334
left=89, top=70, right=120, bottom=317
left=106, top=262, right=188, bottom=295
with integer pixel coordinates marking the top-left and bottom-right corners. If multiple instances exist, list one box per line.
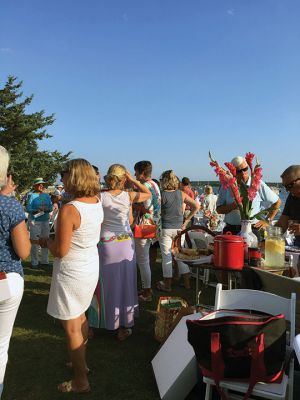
left=56, top=184, right=63, bottom=188
left=33, top=177, right=46, bottom=186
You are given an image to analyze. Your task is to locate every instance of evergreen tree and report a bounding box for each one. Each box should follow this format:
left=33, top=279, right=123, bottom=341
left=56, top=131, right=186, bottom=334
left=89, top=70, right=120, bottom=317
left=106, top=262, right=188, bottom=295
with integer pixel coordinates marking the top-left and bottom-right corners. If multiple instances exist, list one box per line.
left=0, top=76, right=71, bottom=192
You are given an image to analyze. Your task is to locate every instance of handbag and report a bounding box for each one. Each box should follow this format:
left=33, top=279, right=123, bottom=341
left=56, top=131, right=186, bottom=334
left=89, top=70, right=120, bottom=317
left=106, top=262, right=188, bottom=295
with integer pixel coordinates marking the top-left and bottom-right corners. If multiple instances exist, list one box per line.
left=133, top=214, right=157, bottom=239
left=187, top=310, right=286, bottom=400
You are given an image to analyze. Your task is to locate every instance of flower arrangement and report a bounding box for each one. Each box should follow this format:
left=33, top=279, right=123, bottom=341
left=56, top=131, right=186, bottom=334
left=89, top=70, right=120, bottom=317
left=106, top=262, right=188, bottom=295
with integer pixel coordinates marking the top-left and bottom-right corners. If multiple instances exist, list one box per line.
left=209, top=151, right=270, bottom=221
left=202, top=208, right=221, bottom=231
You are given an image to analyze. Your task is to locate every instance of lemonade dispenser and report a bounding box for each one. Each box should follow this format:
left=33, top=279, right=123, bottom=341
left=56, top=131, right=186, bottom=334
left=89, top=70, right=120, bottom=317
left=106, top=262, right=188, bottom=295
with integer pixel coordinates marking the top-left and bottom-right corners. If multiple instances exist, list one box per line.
left=265, top=226, right=285, bottom=268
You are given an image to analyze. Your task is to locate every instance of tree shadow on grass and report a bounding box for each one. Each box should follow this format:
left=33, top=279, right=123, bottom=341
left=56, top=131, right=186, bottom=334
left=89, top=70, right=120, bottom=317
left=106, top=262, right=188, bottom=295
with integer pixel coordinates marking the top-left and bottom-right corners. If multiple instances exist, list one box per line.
left=24, top=264, right=53, bottom=278
left=4, top=323, right=162, bottom=400
left=3, top=259, right=213, bottom=399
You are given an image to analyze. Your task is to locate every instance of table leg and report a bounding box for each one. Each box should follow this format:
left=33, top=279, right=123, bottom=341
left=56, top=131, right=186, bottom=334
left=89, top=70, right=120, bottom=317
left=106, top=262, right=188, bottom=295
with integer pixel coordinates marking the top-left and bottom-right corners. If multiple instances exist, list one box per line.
left=204, top=268, right=209, bottom=286
left=196, top=268, right=199, bottom=304
left=228, top=272, right=232, bottom=290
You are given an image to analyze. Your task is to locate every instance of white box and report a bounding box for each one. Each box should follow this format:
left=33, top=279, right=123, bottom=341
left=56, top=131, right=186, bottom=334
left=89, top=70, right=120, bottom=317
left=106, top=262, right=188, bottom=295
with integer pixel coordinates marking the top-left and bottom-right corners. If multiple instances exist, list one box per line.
left=151, top=312, right=202, bottom=400
left=0, top=276, right=12, bottom=301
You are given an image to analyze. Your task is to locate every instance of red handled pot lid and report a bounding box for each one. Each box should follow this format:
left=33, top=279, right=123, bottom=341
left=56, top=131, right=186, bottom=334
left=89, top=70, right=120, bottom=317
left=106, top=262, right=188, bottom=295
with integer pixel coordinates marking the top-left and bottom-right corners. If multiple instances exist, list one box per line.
left=214, top=232, right=244, bottom=242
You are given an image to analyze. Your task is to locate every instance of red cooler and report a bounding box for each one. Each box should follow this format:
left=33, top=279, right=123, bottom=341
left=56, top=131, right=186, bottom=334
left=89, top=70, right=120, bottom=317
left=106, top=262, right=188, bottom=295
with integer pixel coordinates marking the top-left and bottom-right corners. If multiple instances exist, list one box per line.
left=214, top=232, right=244, bottom=270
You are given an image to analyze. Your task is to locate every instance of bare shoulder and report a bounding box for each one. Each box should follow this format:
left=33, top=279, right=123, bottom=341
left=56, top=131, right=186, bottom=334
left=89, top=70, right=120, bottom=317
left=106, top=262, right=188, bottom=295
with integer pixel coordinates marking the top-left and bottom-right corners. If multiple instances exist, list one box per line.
left=181, top=190, right=187, bottom=199
left=59, top=203, right=80, bottom=219
left=56, top=203, right=81, bottom=231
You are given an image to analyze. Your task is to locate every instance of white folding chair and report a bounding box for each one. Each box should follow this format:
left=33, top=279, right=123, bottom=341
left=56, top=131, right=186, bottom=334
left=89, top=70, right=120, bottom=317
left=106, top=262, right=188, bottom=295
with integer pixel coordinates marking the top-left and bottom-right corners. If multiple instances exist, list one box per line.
left=294, top=334, right=300, bottom=364
left=203, top=283, right=296, bottom=400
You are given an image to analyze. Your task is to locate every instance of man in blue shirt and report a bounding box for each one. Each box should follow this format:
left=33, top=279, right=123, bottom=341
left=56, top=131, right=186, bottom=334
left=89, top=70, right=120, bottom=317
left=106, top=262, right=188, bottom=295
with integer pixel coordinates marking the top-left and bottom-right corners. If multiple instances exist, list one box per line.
left=26, top=178, right=52, bottom=267
left=216, top=156, right=281, bottom=239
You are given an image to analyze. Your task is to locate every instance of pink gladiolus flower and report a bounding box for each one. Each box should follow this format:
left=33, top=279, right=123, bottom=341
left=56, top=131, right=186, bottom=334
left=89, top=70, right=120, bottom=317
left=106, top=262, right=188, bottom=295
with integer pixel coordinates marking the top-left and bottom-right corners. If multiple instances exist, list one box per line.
left=252, top=183, right=260, bottom=192
left=224, top=162, right=237, bottom=177
left=254, top=166, right=262, bottom=180
left=248, top=187, right=257, bottom=201
left=245, top=152, right=255, bottom=173
left=231, top=184, right=243, bottom=205
left=247, top=166, right=262, bottom=200
left=227, top=177, right=236, bottom=186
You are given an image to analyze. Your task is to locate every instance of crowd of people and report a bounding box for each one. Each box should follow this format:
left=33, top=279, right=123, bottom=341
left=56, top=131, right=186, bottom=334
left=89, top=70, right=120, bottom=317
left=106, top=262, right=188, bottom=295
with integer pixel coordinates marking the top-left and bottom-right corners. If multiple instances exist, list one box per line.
left=1, top=144, right=300, bottom=396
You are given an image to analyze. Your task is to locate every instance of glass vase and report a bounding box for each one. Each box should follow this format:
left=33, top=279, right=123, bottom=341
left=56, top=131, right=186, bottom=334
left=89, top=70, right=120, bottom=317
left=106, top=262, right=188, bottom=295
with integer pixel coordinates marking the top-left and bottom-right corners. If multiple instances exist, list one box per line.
left=238, top=220, right=258, bottom=261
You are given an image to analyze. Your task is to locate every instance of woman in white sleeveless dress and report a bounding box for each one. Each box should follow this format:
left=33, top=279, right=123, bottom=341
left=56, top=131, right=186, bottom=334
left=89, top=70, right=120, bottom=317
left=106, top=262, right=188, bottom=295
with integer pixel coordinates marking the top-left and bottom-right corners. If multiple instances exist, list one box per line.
left=40, top=159, right=103, bottom=394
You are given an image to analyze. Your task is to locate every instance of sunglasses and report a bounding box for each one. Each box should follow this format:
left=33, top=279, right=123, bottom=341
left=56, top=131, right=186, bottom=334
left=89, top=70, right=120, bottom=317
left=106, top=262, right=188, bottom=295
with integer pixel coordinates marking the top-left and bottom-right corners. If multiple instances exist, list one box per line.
left=236, top=166, right=248, bottom=174
left=60, top=170, right=68, bottom=178
left=284, top=178, right=300, bottom=191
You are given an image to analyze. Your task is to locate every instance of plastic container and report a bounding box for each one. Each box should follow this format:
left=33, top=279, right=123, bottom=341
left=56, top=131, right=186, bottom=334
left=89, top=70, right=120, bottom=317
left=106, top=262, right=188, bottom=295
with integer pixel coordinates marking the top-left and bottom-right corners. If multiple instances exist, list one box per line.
left=214, top=232, right=244, bottom=269
left=248, top=247, right=261, bottom=267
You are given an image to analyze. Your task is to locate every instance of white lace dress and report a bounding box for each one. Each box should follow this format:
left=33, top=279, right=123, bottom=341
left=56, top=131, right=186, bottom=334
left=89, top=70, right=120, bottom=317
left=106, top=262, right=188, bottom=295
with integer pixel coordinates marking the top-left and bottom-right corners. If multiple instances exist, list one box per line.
left=47, top=199, right=103, bottom=320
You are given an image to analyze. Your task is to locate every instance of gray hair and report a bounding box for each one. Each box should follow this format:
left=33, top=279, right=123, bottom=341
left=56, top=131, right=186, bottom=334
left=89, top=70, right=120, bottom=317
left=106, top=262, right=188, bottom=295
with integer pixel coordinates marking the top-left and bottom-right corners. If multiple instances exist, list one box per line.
left=231, top=156, right=246, bottom=168
left=281, top=165, right=300, bottom=179
left=0, top=146, right=9, bottom=187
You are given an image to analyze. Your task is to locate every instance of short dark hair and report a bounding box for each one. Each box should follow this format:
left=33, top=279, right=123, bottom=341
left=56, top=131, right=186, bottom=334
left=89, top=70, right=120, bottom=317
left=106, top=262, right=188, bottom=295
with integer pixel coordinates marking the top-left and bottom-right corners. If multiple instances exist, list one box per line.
left=134, top=161, right=152, bottom=178
left=181, top=177, right=191, bottom=186
left=281, top=165, right=300, bottom=179
left=92, top=165, right=99, bottom=175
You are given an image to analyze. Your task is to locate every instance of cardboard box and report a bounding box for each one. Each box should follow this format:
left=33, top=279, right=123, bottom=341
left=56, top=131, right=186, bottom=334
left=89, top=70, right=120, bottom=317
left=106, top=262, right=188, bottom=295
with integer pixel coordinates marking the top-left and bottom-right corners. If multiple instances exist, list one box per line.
left=151, top=312, right=202, bottom=400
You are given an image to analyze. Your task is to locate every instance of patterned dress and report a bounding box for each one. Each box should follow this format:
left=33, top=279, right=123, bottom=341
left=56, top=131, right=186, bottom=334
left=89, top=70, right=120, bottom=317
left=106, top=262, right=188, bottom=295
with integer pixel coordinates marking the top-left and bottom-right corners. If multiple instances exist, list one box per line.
left=140, top=179, right=161, bottom=242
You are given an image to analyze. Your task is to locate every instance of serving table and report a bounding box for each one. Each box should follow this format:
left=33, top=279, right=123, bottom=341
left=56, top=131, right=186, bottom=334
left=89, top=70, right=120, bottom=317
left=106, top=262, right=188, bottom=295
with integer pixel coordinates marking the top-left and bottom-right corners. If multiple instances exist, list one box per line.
left=248, top=265, right=300, bottom=334
left=172, top=226, right=300, bottom=305
left=172, top=225, right=247, bottom=304
left=175, top=257, right=240, bottom=304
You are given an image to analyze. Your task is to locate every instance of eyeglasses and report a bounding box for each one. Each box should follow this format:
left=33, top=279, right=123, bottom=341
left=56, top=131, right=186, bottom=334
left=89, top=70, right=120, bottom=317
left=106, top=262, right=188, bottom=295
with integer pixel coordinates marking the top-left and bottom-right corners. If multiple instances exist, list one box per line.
left=284, top=178, right=300, bottom=191
left=236, top=167, right=248, bottom=174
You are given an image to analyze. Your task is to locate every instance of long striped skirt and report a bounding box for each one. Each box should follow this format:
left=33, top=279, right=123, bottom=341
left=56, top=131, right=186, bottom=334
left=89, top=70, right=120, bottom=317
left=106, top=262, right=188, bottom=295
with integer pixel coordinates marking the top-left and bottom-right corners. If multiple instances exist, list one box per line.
left=98, top=233, right=139, bottom=331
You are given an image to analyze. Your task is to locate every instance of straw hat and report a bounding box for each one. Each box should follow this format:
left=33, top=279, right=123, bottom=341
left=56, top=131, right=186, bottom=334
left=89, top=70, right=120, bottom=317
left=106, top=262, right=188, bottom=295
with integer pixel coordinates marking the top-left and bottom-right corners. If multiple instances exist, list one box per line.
left=33, top=177, right=46, bottom=186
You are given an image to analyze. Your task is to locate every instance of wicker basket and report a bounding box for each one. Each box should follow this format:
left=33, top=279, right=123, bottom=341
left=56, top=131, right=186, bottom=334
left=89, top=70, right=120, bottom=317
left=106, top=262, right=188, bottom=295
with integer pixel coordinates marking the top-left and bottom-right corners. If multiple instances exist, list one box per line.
left=154, top=296, right=189, bottom=342
left=172, top=225, right=216, bottom=254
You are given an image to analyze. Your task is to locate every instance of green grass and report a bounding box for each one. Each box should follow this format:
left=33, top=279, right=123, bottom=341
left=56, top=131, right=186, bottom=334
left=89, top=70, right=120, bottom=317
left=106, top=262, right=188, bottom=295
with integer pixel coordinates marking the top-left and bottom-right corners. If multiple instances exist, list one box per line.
left=2, top=258, right=215, bottom=400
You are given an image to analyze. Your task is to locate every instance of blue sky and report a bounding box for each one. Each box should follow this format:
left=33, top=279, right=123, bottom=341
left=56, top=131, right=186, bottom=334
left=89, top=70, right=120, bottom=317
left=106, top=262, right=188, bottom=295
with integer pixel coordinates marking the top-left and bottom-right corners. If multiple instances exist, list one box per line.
left=1, top=0, right=299, bottom=181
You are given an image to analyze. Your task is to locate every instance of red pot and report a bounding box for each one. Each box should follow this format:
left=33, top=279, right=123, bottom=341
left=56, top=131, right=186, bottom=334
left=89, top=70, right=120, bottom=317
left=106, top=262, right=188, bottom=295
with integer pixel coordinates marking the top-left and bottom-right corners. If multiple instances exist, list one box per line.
left=214, top=232, right=244, bottom=270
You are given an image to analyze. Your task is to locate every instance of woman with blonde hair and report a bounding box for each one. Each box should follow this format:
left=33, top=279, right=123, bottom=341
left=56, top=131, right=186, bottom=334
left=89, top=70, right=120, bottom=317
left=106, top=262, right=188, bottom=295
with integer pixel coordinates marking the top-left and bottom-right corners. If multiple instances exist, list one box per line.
left=40, top=158, right=103, bottom=394
left=0, top=146, right=31, bottom=399
left=157, top=170, right=200, bottom=292
left=99, top=164, right=151, bottom=341
left=203, top=185, right=217, bottom=213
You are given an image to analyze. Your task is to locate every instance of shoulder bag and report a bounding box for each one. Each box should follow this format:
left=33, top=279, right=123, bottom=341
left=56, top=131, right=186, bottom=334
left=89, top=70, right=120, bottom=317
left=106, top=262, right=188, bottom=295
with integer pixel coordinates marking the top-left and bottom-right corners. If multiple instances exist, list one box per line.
left=186, top=309, right=286, bottom=400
